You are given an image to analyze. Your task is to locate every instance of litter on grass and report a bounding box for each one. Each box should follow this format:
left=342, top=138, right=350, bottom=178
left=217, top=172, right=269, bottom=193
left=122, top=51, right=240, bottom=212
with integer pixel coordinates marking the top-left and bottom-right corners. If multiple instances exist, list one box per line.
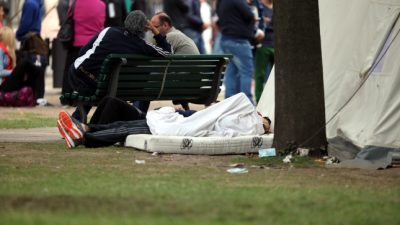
left=297, top=148, right=309, bottom=157
left=135, top=160, right=146, bottom=164
left=258, top=148, right=276, bottom=157
left=227, top=168, right=249, bottom=174
left=283, top=155, right=293, bottom=163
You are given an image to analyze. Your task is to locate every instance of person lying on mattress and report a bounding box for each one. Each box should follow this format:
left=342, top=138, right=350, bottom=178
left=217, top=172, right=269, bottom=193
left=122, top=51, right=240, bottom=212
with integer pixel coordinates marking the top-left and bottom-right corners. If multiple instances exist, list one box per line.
left=56, top=92, right=271, bottom=148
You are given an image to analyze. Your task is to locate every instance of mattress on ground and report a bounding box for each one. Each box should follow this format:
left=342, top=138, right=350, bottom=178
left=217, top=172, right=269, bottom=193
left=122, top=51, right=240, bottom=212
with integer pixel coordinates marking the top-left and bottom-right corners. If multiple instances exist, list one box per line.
left=125, top=134, right=274, bottom=155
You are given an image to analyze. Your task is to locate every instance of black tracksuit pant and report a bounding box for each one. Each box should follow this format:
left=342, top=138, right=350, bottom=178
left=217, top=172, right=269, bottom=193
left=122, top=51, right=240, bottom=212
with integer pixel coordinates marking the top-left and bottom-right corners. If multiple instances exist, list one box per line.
left=83, top=96, right=150, bottom=148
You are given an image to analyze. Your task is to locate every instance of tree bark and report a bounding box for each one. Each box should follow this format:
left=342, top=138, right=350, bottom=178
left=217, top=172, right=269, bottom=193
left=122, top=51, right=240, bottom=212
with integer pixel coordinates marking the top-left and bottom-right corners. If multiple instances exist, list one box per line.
left=273, top=0, right=327, bottom=151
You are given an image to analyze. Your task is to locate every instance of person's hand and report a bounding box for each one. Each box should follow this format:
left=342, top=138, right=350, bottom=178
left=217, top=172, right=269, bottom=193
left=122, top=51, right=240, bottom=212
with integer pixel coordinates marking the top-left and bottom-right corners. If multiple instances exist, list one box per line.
left=202, top=22, right=210, bottom=30
left=145, top=20, right=160, bottom=36
left=264, top=16, right=271, bottom=24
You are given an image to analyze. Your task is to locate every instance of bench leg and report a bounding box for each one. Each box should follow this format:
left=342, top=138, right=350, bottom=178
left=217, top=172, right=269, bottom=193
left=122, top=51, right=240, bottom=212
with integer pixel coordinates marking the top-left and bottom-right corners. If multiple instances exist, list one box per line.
left=76, top=103, right=88, bottom=124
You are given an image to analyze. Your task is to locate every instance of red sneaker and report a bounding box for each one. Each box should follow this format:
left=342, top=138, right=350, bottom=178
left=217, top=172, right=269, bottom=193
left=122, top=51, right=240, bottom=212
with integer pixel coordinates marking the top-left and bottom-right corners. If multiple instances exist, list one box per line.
left=57, top=120, right=76, bottom=148
left=58, top=111, right=84, bottom=139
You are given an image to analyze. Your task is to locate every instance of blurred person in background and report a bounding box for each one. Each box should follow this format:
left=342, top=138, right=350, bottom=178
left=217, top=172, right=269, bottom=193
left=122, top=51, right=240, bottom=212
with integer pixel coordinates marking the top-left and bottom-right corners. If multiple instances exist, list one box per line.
left=0, top=27, right=42, bottom=104
left=16, top=0, right=49, bottom=105
left=216, top=0, right=255, bottom=103
left=61, top=0, right=106, bottom=99
left=16, top=0, right=44, bottom=41
left=102, top=0, right=127, bottom=27
left=163, top=0, right=208, bottom=54
left=200, top=0, right=212, bottom=54
left=131, top=0, right=151, bottom=18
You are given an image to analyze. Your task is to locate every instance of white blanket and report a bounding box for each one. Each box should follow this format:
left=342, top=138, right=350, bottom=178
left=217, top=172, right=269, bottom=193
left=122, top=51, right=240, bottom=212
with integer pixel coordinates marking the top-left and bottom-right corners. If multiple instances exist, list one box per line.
left=146, top=93, right=264, bottom=137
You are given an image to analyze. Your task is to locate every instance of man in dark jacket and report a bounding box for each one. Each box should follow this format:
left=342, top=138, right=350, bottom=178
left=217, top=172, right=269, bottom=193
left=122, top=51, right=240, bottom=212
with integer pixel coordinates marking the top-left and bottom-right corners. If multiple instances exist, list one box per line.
left=217, top=0, right=255, bottom=103
left=163, top=0, right=207, bottom=54
left=68, top=10, right=172, bottom=120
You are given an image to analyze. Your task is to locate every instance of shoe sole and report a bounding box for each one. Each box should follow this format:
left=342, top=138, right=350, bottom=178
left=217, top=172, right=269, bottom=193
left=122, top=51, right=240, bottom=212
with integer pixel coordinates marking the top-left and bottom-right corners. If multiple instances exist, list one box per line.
left=57, top=120, right=75, bottom=148
left=58, top=111, right=83, bottom=139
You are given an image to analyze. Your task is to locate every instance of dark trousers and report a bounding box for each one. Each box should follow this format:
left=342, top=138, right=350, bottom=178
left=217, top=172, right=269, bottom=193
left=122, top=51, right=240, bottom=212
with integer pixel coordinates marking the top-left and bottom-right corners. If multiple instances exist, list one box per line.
left=0, top=59, right=42, bottom=98
left=84, top=96, right=149, bottom=148
left=61, top=46, right=81, bottom=96
left=67, top=62, right=97, bottom=121
left=34, top=64, right=46, bottom=99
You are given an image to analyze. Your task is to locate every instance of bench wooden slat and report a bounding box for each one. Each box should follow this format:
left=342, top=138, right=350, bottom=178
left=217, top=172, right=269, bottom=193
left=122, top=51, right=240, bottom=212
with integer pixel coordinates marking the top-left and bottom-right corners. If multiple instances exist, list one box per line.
left=61, top=54, right=232, bottom=123
left=116, top=89, right=210, bottom=98
left=122, top=60, right=222, bottom=66
left=117, top=73, right=215, bottom=81
left=115, top=81, right=213, bottom=88
left=119, top=66, right=218, bottom=73
left=116, top=88, right=211, bottom=94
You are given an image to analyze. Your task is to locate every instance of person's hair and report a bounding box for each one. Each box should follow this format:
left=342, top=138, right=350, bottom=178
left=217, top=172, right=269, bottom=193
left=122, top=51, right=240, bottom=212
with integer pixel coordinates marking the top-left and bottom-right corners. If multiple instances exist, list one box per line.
left=155, top=12, right=172, bottom=27
left=0, top=26, right=16, bottom=67
left=124, top=10, right=147, bottom=39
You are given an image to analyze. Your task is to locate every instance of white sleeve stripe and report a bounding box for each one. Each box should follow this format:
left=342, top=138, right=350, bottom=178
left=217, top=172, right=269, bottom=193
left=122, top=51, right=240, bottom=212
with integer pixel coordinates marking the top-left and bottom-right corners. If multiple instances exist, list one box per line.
left=145, top=40, right=173, bottom=56
left=74, top=27, right=111, bottom=69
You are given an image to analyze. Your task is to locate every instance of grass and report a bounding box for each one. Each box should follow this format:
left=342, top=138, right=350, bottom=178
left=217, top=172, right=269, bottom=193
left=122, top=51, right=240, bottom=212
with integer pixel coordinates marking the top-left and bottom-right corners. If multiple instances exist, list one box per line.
left=0, top=143, right=400, bottom=225
left=0, top=111, right=399, bottom=224
left=0, top=112, right=55, bottom=128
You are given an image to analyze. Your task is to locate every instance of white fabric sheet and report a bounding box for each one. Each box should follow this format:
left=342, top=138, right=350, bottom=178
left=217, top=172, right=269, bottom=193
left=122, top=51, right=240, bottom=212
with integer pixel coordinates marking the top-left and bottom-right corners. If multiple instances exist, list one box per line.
left=146, top=93, right=265, bottom=137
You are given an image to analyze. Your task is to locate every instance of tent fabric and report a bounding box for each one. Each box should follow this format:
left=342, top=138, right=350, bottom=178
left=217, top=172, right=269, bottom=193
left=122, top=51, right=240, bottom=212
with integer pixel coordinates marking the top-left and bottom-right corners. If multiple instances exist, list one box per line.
left=321, top=0, right=400, bottom=150
left=257, top=0, right=400, bottom=165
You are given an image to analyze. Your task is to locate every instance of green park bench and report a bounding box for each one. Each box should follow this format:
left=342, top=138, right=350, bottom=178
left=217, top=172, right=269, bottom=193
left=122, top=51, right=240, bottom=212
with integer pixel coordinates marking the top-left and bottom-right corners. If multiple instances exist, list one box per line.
left=60, top=54, right=232, bottom=123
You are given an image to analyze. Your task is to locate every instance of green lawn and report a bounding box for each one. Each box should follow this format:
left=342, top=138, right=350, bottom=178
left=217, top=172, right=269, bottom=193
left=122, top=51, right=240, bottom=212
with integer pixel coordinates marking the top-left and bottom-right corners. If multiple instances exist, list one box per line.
left=0, top=112, right=56, bottom=129
left=0, top=143, right=399, bottom=225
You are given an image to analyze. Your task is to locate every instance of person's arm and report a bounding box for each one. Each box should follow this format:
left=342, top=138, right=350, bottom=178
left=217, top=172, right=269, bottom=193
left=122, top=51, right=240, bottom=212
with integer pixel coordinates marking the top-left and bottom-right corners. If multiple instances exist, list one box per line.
left=145, top=34, right=173, bottom=56
left=144, top=21, right=173, bottom=56
left=0, top=49, right=12, bottom=77
left=78, top=31, right=101, bottom=56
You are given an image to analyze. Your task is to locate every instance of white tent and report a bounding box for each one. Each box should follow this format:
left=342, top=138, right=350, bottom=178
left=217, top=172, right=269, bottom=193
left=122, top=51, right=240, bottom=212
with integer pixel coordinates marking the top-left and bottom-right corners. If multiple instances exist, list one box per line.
left=257, top=0, right=400, bottom=168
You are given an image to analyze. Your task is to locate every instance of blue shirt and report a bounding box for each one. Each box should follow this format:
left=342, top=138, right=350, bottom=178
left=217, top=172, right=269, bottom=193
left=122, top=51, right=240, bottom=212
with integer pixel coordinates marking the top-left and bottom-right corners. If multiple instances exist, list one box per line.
left=0, top=48, right=12, bottom=85
left=16, top=0, right=44, bottom=41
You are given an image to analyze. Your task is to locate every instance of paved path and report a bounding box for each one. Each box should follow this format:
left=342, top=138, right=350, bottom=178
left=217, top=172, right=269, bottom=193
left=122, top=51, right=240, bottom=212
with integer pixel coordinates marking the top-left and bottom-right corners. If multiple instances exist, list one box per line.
left=0, top=127, right=61, bottom=143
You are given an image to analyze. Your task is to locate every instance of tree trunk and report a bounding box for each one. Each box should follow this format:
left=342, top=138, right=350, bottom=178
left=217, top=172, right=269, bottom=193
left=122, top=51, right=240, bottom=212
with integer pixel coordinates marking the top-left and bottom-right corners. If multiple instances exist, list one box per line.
left=273, top=0, right=327, bottom=151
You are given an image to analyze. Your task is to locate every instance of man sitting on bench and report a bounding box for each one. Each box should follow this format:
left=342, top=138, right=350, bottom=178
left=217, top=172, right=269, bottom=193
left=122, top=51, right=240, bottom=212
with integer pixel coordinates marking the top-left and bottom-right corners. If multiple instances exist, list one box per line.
left=134, top=11, right=200, bottom=112
left=66, top=10, right=172, bottom=121
left=57, top=93, right=271, bottom=149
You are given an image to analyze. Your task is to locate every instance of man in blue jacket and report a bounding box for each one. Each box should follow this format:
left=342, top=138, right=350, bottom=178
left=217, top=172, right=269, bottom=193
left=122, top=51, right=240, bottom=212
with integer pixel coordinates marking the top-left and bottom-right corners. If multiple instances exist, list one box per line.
left=217, top=0, right=255, bottom=103
left=16, top=0, right=44, bottom=41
